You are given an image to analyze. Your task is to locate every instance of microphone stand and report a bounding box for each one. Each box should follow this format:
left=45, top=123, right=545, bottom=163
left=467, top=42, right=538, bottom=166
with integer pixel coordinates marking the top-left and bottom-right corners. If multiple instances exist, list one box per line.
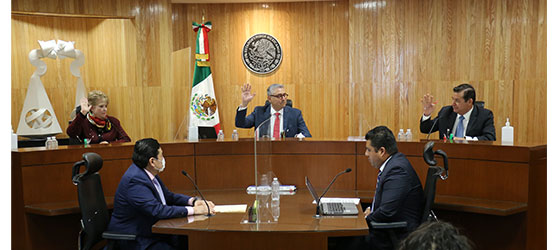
left=181, top=170, right=213, bottom=217
left=426, top=117, right=440, bottom=140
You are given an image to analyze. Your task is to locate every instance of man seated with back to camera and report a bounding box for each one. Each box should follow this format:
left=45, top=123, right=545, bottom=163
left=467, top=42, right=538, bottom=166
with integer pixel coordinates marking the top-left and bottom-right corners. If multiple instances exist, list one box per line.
left=235, top=83, right=311, bottom=139
left=420, top=83, right=496, bottom=141
left=107, top=138, right=216, bottom=250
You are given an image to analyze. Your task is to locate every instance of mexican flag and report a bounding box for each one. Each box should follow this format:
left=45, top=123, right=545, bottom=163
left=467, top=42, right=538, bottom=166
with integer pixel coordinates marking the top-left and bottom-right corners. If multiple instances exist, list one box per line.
left=189, top=21, right=221, bottom=135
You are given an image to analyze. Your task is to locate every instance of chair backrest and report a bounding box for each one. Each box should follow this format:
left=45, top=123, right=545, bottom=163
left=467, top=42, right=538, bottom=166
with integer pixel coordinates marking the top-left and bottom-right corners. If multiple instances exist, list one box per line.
left=265, top=99, right=293, bottom=107
left=72, top=152, right=109, bottom=250
left=421, top=166, right=442, bottom=223
left=474, top=101, right=485, bottom=109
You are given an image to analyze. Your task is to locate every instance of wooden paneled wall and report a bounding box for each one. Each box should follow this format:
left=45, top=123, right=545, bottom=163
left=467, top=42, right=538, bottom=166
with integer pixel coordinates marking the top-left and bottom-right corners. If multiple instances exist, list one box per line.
left=172, top=2, right=351, bottom=139
left=12, top=0, right=546, bottom=144
left=348, top=0, right=547, bottom=144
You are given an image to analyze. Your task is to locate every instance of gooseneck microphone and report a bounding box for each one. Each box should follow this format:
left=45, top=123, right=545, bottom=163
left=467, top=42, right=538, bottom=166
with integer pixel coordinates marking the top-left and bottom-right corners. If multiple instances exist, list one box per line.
left=181, top=170, right=212, bottom=217
left=426, top=117, right=440, bottom=140
left=318, top=168, right=353, bottom=203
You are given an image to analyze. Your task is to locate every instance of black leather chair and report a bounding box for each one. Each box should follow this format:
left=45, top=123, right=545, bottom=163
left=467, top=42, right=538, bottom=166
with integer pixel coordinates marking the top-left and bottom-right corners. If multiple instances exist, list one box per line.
left=265, top=99, right=292, bottom=107
left=369, top=141, right=449, bottom=247
left=474, top=101, right=485, bottom=109
left=72, top=152, right=135, bottom=250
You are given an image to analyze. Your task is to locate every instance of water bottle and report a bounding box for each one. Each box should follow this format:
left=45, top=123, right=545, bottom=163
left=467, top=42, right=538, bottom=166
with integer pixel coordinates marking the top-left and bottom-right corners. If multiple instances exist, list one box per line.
left=52, top=137, right=58, bottom=149
left=397, top=129, right=405, bottom=141
left=405, top=129, right=412, bottom=141
left=232, top=129, right=239, bottom=141
left=271, top=177, right=280, bottom=221
left=217, top=130, right=225, bottom=141
left=271, top=177, right=280, bottom=201
left=11, top=129, right=18, bottom=150
left=45, top=137, right=51, bottom=149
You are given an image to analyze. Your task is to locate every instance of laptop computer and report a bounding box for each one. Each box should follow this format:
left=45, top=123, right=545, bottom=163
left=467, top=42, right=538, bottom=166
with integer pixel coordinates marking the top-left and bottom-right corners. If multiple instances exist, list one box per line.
left=305, top=176, right=359, bottom=216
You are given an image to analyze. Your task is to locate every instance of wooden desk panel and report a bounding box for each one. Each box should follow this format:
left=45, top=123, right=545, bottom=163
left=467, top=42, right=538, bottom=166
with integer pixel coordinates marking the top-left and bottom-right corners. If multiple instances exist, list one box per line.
left=22, top=159, right=130, bottom=204
left=12, top=140, right=546, bottom=250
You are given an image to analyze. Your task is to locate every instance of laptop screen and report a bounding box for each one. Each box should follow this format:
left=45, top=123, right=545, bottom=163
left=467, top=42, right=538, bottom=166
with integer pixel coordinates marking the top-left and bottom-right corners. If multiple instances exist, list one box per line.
left=305, top=176, right=321, bottom=204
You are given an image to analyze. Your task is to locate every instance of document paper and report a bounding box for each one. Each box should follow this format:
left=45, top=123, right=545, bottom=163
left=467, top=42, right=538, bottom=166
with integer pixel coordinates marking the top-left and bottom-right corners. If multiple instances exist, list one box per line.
left=214, top=204, right=248, bottom=213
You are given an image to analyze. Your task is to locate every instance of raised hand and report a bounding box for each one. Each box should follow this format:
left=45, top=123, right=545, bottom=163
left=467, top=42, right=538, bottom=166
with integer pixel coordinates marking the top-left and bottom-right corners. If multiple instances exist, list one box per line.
left=80, top=97, right=91, bottom=115
left=241, top=83, right=256, bottom=108
left=421, top=94, right=436, bottom=116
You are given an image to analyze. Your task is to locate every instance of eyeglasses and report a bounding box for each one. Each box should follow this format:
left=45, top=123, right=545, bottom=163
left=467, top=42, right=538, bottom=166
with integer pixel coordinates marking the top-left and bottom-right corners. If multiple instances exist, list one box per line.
left=269, top=93, right=289, bottom=99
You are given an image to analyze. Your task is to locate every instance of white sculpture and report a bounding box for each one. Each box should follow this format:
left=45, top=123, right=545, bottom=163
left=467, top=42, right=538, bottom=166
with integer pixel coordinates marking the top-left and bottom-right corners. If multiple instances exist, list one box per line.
left=17, top=40, right=86, bottom=138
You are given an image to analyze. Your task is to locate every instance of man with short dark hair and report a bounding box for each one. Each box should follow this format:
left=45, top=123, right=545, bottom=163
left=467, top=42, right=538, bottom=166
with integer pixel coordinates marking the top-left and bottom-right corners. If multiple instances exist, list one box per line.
left=398, top=221, right=473, bottom=250
left=363, top=126, right=424, bottom=250
left=235, top=83, right=311, bottom=138
left=420, top=83, right=496, bottom=140
left=107, top=138, right=215, bottom=249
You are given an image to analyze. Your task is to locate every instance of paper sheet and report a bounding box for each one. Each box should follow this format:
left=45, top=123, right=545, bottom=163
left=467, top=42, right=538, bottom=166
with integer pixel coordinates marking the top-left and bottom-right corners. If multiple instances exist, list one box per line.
left=214, top=204, right=248, bottom=213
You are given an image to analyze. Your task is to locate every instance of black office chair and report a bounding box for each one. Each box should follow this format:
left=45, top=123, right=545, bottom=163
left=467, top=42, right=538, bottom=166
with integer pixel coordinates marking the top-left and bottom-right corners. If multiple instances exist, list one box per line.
left=369, top=141, right=449, bottom=247
left=72, top=152, right=135, bottom=250
left=265, top=99, right=293, bottom=107
left=474, top=101, right=485, bottom=109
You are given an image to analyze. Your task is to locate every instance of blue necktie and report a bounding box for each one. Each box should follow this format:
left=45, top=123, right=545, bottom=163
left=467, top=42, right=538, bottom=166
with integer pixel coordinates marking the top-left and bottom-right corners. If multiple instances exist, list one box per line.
left=371, top=171, right=382, bottom=210
left=152, top=178, right=167, bottom=205
left=456, top=115, right=465, bottom=138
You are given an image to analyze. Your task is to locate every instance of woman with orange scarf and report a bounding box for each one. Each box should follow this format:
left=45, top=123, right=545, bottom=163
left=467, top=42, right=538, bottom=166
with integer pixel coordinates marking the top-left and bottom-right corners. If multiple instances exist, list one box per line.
left=67, top=90, right=131, bottom=144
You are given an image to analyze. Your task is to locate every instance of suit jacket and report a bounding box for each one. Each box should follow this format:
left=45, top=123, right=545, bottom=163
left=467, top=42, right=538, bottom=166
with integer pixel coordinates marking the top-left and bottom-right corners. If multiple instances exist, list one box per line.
left=366, top=152, right=424, bottom=249
left=420, top=105, right=496, bottom=141
left=67, top=113, right=131, bottom=143
left=235, top=104, right=312, bottom=137
left=107, top=164, right=192, bottom=250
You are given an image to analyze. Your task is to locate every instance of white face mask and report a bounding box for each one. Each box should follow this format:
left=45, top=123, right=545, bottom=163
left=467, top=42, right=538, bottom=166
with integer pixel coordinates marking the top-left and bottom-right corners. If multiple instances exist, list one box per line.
left=155, top=157, right=166, bottom=173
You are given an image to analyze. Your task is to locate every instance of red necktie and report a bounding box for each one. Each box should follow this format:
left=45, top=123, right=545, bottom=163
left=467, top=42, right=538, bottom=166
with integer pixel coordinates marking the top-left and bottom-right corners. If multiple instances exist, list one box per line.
left=273, top=112, right=281, bottom=139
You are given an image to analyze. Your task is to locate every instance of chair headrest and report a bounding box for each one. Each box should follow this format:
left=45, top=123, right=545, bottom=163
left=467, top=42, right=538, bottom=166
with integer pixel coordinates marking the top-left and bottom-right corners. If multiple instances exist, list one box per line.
left=72, top=152, right=103, bottom=184
left=83, top=152, right=103, bottom=174
left=264, top=99, right=293, bottom=107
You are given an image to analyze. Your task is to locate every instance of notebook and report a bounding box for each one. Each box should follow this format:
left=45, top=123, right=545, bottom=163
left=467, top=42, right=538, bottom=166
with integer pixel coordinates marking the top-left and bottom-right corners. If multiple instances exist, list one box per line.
left=305, top=176, right=359, bottom=216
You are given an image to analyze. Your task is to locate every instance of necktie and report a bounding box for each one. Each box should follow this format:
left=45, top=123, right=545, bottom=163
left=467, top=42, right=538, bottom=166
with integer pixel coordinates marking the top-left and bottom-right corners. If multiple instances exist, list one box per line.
left=273, top=112, right=281, bottom=139
left=371, top=171, right=382, bottom=210
left=456, top=115, right=465, bottom=138
left=152, top=178, right=167, bottom=205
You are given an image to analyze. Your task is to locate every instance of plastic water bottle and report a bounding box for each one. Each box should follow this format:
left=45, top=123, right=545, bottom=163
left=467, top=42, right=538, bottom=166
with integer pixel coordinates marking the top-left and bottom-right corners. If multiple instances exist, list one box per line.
left=271, top=177, right=280, bottom=201
left=11, top=129, right=18, bottom=150
left=271, top=177, right=280, bottom=221
left=232, top=129, right=239, bottom=141
left=45, top=137, right=51, bottom=149
left=217, top=130, right=225, bottom=141
left=501, top=118, right=514, bottom=145
left=405, top=129, right=412, bottom=141
left=52, top=137, right=58, bottom=149
left=397, top=129, right=405, bottom=141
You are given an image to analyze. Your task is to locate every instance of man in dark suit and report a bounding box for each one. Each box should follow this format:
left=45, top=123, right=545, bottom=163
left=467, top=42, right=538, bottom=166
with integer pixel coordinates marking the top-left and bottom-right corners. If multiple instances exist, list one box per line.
left=107, top=138, right=215, bottom=249
left=420, top=83, right=496, bottom=141
left=363, top=126, right=424, bottom=250
left=235, top=83, right=311, bottom=138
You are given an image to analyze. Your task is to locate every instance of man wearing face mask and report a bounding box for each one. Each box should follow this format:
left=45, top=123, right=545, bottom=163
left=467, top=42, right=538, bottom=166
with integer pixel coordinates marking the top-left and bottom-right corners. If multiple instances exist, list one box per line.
left=107, top=138, right=215, bottom=249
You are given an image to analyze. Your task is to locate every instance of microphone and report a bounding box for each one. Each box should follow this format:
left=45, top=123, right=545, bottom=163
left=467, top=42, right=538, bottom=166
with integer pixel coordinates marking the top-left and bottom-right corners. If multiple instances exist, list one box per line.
left=426, top=117, right=440, bottom=140
left=318, top=168, right=352, bottom=204
left=181, top=170, right=212, bottom=217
